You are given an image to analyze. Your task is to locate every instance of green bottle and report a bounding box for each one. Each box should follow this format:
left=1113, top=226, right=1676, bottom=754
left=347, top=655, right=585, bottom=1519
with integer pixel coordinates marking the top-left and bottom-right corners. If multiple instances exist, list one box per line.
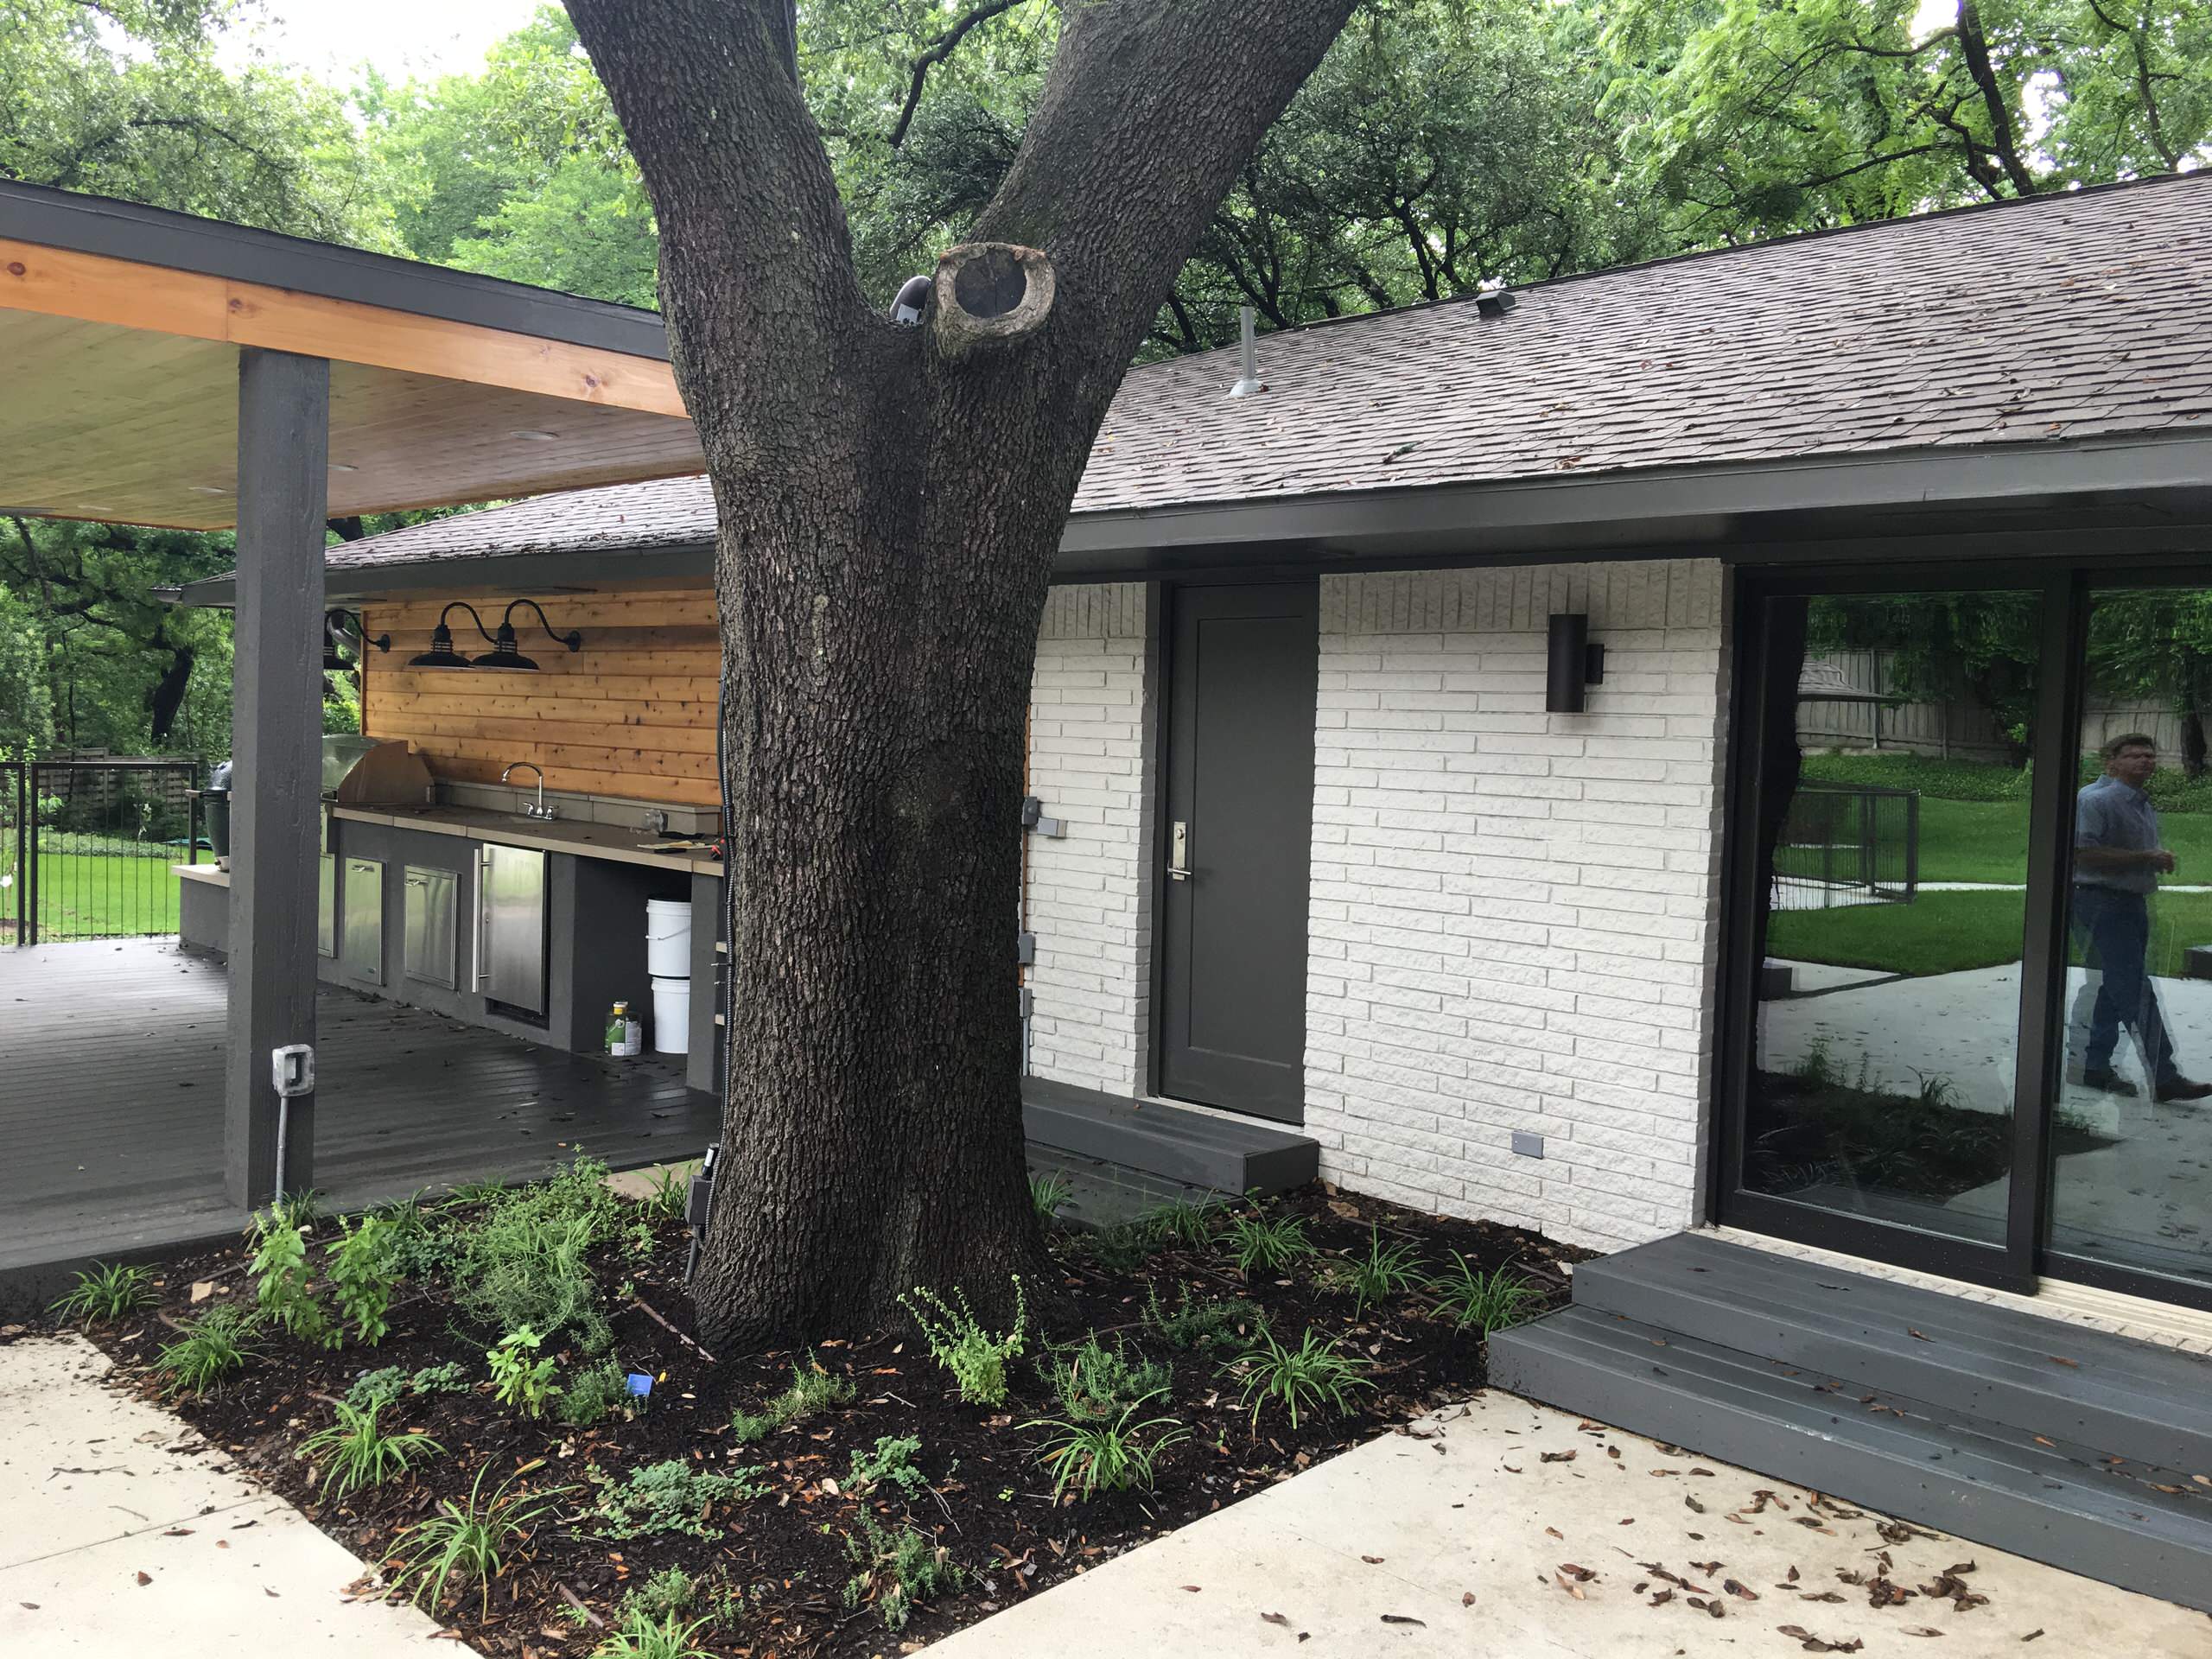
left=607, top=1000, right=630, bottom=1056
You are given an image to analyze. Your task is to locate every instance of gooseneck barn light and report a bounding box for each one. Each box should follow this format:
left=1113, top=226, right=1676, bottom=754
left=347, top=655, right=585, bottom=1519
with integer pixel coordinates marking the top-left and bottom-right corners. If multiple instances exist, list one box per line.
left=321, top=608, right=390, bottom=671
left=474, top=599, right=584, bottom=672
left=406, top=601, right=498, bottom=670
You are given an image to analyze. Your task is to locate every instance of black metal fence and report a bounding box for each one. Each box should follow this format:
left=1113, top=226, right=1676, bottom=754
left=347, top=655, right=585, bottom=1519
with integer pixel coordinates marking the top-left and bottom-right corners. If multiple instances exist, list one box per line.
left=5, top=759, right=200, bottom=944
left=1774, top=780, right=1920, bottom=910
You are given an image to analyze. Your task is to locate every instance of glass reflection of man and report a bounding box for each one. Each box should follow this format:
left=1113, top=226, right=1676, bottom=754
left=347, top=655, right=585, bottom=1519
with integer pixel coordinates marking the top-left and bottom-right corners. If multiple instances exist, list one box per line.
left=2073, top=733, right=2212, bottom=1102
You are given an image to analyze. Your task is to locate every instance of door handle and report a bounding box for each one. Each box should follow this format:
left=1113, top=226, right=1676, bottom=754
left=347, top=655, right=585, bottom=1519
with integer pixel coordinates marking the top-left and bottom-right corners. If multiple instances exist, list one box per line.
left=471, top=845, right=490, bottom=992
left=1168, top=820, right=1191, bottom=881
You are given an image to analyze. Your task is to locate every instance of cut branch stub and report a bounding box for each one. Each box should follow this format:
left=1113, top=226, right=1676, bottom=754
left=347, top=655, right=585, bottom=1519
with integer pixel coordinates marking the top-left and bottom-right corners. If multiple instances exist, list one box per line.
left=930, top=243, right=1055, bottom=363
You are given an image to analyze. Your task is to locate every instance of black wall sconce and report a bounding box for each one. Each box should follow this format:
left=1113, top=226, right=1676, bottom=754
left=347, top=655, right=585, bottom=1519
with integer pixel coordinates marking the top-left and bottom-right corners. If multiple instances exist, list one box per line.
left=406, top=600, right=583, bottom=673
left=323, top=608, right=390, bottom=671
left=1546, top=613, right=1605, bottom=714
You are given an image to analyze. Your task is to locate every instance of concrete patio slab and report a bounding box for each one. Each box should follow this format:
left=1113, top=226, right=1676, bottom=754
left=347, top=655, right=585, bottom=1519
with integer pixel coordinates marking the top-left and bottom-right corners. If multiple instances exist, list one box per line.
left=927, top=1391, right=2212, bottom=1659
left=0, top=1335, right=481, bottom=1657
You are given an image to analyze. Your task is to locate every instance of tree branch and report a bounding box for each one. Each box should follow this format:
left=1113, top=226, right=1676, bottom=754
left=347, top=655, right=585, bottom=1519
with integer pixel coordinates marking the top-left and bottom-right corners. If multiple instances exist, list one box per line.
left=1955, top=1, right=2041, bottom=194
left=887, top=0, right=1024, bottom=149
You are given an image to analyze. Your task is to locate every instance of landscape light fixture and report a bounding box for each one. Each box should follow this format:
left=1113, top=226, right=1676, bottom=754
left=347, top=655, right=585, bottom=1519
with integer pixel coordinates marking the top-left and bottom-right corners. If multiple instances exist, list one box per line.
left=322, top=608, right=390, bottom=671
left=407, top=601, right=498, bottom=670
left=473, top=599, right=583, bottom=672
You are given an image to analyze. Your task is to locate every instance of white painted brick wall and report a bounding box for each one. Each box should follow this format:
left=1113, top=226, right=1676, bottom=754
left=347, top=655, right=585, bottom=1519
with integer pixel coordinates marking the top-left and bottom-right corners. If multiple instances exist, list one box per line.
left=1306, top=561, right=1729, bottom=1252
left=1025, top=584, right=1153, bottom=1095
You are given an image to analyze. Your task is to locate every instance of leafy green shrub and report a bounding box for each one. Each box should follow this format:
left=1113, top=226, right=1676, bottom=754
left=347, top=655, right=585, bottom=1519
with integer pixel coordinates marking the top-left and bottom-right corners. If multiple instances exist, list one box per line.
left=487, top=1326, right=561, bottom=1419
left=346, top=1366, right=410, bottom=1413
left=410, top=1359, right=471, bottom=1395
left=248, top=1210, right=337, bottom=1349
left=617, top=1565, right=696, bottom=1623
left=587, top=1458, right=766, bottom=1541
left=728, top=1408, right=772, bottom=1444
left=1139, top=1196, right=1225, bottom=1249
left=1328, top=1225, right=1427, bottom=1314
left=1028, top=1170, right=1073, bottom=1224
left=387, top=1465, right=570, bottom=1621
left=845, top=1434, right=927, bottom=1500
left=763, top=1351, right=855, bottom=1426
left=1221, top=1210, right=1314, bottom=1276
left=899, top=1276, right=1027, bottom=1407
left=153, top=1305, right=260, bottom=1397
left=1049, top=1332, right=1172, bottom=1424
left=1427, top=1253, right=1542, bottom=1334
left=450, top=1155, right=618, bottom=1346
left=1224, top=1327, right=1375, bottom=1430
left=633, top=1163, right=692, bottom=1223
left=842, top=1513, right=961, bottom=1631
left=327, top=1214, right=400, bottom=1345
left=297, top=1399, right=444, bottom=1502
left=1065, top=1220, right=1157, bottom=1273
left=1026, top=1389, right=1188, bottom=1500
left=561, top=1357, right=634, bottom=1427
left=593, top=1609, right=714, bottom=1659
left=1142, top=1282, right=1265, bottom=1352
left=49, top=1262, right=156, bottom=1327
left=372, top=1191, right=451, bottom=1280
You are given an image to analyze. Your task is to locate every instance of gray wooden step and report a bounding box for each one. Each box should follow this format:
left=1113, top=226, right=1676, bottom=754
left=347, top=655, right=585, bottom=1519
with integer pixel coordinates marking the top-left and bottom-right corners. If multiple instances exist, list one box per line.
left=1490, top=1304, right=2212, bottom=1613
left=1020, top=1078, right=1318, bottom=1198
left=1569, top=1234, right=2212, bottom=1476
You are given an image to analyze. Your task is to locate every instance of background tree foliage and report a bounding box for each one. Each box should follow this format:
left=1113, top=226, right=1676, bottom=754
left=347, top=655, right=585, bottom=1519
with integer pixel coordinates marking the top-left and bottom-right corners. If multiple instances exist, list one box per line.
left=0, top=0, right=2205, bottom=771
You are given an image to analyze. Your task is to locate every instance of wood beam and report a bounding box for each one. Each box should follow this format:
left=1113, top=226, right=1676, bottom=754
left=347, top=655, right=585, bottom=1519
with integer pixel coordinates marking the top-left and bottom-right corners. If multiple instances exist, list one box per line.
left=0, top=239, right=684, bottom=417
left=224, top=348, right=329, bottom=1210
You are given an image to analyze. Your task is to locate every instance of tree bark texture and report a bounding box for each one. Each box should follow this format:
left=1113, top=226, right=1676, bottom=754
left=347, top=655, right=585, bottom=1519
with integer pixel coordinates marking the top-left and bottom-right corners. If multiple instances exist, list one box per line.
left=564, top=0, right=1357, bottom=1350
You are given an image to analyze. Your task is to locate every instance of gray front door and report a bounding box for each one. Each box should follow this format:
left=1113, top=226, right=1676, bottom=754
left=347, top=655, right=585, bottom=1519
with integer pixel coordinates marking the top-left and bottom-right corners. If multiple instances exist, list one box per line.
left=1158, top=582, right=1318, bottom=1122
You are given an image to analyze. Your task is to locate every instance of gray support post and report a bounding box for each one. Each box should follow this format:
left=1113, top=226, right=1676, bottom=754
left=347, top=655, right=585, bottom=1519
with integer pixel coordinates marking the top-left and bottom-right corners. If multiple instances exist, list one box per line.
left=224, top=348, right=329, bottom=1210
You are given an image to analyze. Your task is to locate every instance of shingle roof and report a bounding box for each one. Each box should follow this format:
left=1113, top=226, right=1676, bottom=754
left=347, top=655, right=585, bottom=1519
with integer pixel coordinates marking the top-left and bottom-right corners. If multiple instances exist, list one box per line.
left=329, top=171, right=2212, bottom=573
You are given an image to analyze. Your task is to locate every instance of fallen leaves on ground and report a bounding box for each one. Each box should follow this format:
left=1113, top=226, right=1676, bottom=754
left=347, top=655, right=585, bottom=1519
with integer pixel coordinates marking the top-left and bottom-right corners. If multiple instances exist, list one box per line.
left=1777, top=1623, right=1866, bottom=1654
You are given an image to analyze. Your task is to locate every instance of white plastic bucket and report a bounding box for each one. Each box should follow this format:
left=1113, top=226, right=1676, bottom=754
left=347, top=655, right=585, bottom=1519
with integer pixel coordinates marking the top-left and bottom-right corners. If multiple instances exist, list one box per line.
left=650, top=975, right=690, bottom=1055
left=646, top=898, right=692, bottom=977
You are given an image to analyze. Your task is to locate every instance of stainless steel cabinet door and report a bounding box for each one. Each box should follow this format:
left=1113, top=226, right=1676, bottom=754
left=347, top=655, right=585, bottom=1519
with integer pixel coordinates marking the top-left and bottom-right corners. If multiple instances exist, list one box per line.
left=340, top=856, right=385, bottom=986
left=316, top=853, right=336, bottom=958
left=402, top=865, right=457, bottom=989
left=474, top=842, right=546, bottom=1014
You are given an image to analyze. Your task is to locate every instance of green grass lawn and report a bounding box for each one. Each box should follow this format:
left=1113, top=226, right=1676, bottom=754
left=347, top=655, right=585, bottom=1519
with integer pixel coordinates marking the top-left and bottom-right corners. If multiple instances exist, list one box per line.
left=1909, top=797, right=2212, bottom=884
left=30, top=849, right=182, bottom=939
left=1771, top=887, right=2212, bottom=980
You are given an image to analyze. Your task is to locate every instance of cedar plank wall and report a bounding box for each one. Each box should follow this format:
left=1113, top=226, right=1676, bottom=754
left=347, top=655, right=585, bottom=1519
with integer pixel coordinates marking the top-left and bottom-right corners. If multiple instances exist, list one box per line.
left=361, top=582, right=720, bottom=807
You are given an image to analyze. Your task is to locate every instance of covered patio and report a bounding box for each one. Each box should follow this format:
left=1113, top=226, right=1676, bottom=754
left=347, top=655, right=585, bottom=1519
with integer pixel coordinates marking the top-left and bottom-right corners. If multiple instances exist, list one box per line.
left=0, top=941, right=719, bottom=1307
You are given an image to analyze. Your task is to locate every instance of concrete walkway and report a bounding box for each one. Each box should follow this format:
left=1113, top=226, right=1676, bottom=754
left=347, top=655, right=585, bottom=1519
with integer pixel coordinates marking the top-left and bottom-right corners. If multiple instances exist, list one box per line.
left=0, top=1335, right=480, bottom=1656
left=930, top=1391, right=2212, bottom=1659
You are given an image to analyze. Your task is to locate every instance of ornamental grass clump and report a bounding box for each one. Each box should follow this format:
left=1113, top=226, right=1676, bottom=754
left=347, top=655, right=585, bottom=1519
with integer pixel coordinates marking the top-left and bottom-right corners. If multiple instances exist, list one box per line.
left=152, top=1304, right=261, bottom=1398
left=1221, top=1209, right=1314, bottom=1277
left=49, top=1262, right=156, bottom=1328
left=1224, top=1326, right=1375, bottom=1431
left=297, top=1399, right=444, bottom=1502
left=899, top=1276, right=1027, bottom=1408
left=386, top=1465, right=570, bottom=1622
left=1025, top=1389, right=1189, bottom=1500
left=1428, top=1252, right=1542, bottom=1334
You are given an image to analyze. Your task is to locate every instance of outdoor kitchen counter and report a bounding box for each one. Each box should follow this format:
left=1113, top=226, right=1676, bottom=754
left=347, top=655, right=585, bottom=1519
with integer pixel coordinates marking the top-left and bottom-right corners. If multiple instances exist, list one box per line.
left=328, top=805, right=724, bottom=877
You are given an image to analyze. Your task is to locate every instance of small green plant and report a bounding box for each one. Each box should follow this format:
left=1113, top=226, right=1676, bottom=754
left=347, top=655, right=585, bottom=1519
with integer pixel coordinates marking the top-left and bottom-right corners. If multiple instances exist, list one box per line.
left=1028, top=1169, right=1073, bottom=1224
left=327, top=1213, right=400, bottom=1345
left=728, top=1408, right=772, bottom=1444
left=593, top=1609, right=715, bottom=1659
left=266, top=1186, right=324, bottom=1230
left=899, top=1276, right=1027, bottom=1407
left=1222, top=1210, right=1314, bottom=1277
left=248, top=1210, right=338, bottom=1348
left=1332, top=1224, right=1427, bottom=1314
left=761, top=1351, right=855, bottom=1426
left=587, top=1458, right=766, bottom=1541
left=1427, top=1254, right=1542, bottom=1334
left=1224, top=1327, right=1376, bottom=1430
left=49, top=1262, right=156, bottom=1328
left=561, top=1357, right=634, bottom=1427
left=386, top=1465, right=570, bottom=1622
left=1139, top=1196, right=1225, bottom=1249
left=1049, top=1332, right=1172, bottom=1424
left=617, top=1565, right=697, bottom=1624
left=487, top=1325, right=561, bottom=1419
left=346, top=1366, right=410, bottom=1412
left=450, top=1154, right=619, bottom=1347
left=634, top=1162, right=693, bottom=1223
left=1026, top=1389, right=1189, bottom=1499
left=152, top=1305, right=260, bottom=1397
left=842, top=1512, right=961, bottom=1631
left=410, top=1359, right=470, bottom=1394
left=1142, top=1281, right=1265, bottom=1352
left=444, top=1178, right=511, bottom=1208
left=1067, top=1220, right=1157, bottom=1273
left=297, top=1399, right=444, bottom=1502
left=625, top=1218, right=657, bottom=1260
left=845, top=1434, right=928, bottom=1500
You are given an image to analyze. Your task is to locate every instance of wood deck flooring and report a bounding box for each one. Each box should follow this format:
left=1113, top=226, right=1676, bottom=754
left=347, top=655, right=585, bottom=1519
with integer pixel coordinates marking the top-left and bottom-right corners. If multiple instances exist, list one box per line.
left=0, top=940, right=720, bottom=1275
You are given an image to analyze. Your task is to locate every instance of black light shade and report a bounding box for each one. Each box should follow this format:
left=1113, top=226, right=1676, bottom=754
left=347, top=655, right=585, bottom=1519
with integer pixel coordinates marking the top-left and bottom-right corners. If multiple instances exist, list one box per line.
left=408, top=620, right=475, bottom=670
left=324, top=609, right=390, bottom=671
left=472, top=600, right=582, bottom=672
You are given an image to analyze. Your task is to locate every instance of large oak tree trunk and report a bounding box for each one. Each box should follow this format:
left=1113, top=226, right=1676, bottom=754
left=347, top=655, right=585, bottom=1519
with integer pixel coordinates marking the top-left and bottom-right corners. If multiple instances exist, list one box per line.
left=567, top=0, right=1356, bottom=1350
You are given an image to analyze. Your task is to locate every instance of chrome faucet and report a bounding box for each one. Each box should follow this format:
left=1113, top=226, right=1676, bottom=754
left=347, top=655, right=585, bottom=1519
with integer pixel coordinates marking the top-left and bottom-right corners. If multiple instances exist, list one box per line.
left=500, top=761, right=556, bottom=821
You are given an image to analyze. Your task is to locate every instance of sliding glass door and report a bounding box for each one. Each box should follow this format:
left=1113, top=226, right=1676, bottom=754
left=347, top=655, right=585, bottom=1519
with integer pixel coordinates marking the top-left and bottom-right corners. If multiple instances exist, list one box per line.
left=1721, top=567, right=2212, bottom=1310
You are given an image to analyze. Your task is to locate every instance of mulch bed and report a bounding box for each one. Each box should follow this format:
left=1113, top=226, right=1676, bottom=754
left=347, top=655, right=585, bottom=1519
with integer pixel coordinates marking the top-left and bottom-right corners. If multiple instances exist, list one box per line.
left=62, top=1180, right=1583, bottom=1658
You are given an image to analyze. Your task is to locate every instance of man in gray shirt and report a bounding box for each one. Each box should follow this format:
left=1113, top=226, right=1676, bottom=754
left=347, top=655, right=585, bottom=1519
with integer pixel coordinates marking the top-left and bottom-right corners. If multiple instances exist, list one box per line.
left=2073, top=732, right=2212, bottom=1101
